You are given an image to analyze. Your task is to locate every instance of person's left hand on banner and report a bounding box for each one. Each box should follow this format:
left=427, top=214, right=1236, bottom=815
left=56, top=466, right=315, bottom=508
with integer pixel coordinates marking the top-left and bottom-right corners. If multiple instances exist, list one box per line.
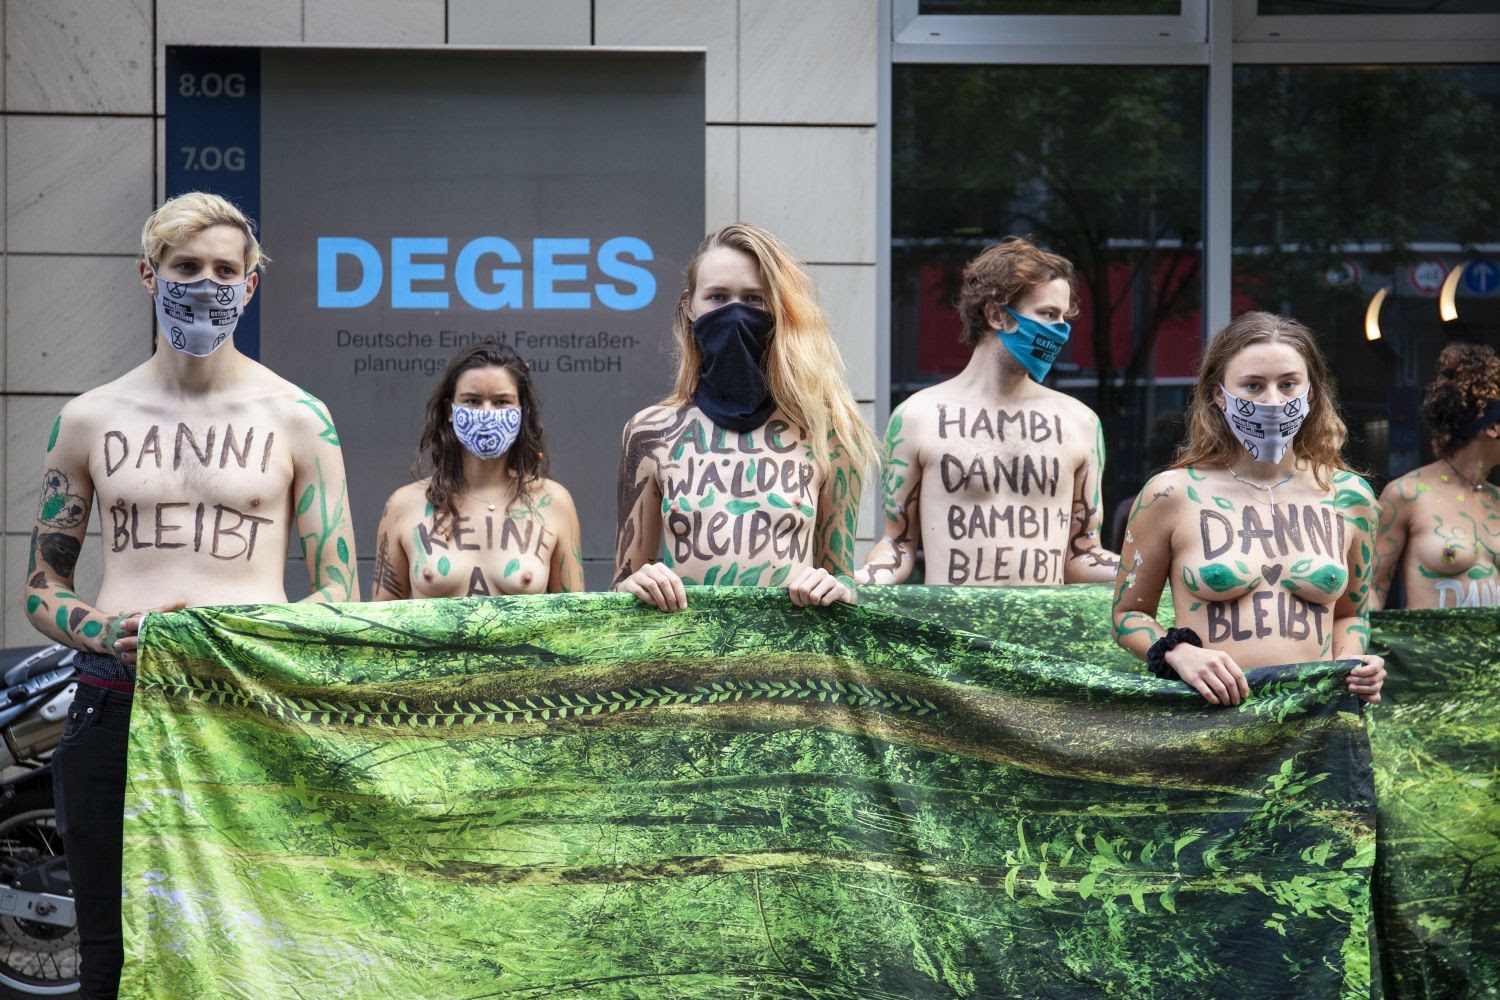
left=788, top=568, right=855, bottom=607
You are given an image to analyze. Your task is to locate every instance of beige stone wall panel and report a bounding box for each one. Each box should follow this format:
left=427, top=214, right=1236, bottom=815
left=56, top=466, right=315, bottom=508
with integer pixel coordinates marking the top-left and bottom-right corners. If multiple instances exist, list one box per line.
left=5, top=0, right=152, bottom=114
left=6, top=255, right=151, bottom=393
left=6, top=116, right=152, bottom=254
left=594, top=0, right=735, bottom=121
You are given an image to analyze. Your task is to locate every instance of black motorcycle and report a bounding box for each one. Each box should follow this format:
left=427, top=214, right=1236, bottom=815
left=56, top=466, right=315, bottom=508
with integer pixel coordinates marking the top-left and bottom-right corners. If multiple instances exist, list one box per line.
left=0, top=644, right=80, bottom=997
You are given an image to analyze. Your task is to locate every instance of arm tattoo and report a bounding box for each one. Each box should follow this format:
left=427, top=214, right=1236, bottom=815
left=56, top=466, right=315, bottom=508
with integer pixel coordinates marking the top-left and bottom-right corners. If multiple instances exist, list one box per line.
left=38, top=470, right=87, bottom=529
left=373, top=532, right=408, bottom=598
left=37, top=533, right=82, bottom=579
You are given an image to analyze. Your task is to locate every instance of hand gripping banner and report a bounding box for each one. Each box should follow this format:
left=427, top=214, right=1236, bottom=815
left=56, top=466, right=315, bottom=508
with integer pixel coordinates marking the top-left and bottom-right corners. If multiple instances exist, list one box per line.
left=118, top=587, right=1493, bottom=998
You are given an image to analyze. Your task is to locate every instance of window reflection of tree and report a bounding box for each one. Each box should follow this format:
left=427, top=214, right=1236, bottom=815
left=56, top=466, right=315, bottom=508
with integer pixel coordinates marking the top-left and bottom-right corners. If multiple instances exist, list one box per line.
left=894, top=65, right=1204, bottom=545
left=894, top=63, right=1500, bottom=538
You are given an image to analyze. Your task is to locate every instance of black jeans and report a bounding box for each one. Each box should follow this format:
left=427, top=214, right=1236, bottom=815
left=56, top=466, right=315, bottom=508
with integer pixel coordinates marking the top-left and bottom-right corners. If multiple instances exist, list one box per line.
left=52, top=680, right=132, bottom=999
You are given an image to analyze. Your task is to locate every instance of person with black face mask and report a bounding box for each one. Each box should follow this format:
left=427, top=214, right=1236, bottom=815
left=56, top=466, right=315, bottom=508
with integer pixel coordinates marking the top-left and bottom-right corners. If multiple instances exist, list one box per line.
left=613, top=223, right=877, bottom=611
left=21, top=192, right=359, bottom=998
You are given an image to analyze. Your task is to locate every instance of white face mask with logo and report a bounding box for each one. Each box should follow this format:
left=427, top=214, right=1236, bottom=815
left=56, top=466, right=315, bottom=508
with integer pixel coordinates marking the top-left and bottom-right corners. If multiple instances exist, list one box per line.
left=150, top=270, right=249, bottom=357
left=1219, top=385, right=1309, bottom=464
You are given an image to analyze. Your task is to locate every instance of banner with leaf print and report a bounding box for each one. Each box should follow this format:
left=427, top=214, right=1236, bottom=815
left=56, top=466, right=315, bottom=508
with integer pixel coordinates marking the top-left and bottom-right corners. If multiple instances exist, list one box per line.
left=120, top=586, right=1478, bottom=999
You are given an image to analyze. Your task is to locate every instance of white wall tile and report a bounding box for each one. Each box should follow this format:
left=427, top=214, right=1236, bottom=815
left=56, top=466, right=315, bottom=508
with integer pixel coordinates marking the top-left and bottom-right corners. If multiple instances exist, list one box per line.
left=6, top=255, right=151, bottom=393
left=5, top=394, right=71, bottom=534
left=739, top=0, right=876, bottom=124
left=0, top=256, right=7, bottom=389
left=738, top=125, right=875, bottom=264
left=4, top=530, right=103, bottom=647
left=449, top=0, right=591, bottom=44
left=705, top=125, right=738, bottom=232
left=4, top=0, right=152, bottom=114
left=0, top=406, right=5, bottom=632
left=304, top=0, right=445, bottom=43
left=808, top=263, right=875, bottom=401
left=156, top=0, right=303, bottom=113
left=3, top=533, right=26, bottom=649
left=594, top=0, right=736, bottom=121
left=6, top=116, right=153, bottom=254
left=159, top=0, right=302, bottom=41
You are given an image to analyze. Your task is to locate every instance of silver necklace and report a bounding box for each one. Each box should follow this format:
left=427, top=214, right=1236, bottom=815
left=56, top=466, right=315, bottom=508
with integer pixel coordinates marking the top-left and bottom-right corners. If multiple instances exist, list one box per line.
left=1227, top=467, right=1295, bottom=516
left=1443, top=457, right=1496, bottom=498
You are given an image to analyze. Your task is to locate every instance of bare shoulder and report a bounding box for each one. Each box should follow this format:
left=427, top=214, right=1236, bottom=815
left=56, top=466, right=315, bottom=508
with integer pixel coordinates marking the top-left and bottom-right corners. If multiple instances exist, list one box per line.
left=381, top=480, right=429, bottom=522
left=1131, top=468, right=1192, bottom=515
left=885, top=387, right=946, bottom=438
left=1376, top=466, right=1427, bottom=506
left=1330, top=468, right=1377, bottom=507
left=534, top=477, right=578, bottom=515
left=623, top=402, right=686, bottom=435
left=1030, top=383, right=1102, bottom=430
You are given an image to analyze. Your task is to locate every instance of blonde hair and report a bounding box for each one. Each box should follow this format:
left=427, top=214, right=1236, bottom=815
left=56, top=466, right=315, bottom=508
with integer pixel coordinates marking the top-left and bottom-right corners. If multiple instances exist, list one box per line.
left=1175, top=311, right=1350, bottom=489
left=140, top=192, right=267, bottom=272
left=667, top=223, right=876, bottom=478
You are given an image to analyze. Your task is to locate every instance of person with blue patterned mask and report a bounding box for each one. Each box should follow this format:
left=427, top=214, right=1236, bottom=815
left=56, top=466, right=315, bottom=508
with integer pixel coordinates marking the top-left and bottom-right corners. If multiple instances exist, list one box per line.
left=856, top=236, right=1120, bottom=589
left=372, top=343, right=584, bottom=600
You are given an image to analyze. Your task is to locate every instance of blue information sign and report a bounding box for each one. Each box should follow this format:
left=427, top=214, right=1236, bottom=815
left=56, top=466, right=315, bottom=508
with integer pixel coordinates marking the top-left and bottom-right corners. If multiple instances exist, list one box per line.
left=164, top=47, right=262, bottom=357
left=1462, top=258, right=1499, bottom=297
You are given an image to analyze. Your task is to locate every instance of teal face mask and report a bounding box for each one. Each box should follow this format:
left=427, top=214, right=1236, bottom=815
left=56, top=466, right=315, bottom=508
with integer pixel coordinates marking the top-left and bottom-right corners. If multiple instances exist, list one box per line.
left=999, top=306, right=1071, bottom=382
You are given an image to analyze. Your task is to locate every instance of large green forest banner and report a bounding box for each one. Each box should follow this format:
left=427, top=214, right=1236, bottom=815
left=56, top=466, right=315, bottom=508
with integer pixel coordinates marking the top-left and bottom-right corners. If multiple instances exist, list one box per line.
left=120, top=587, right=1497, bottom=998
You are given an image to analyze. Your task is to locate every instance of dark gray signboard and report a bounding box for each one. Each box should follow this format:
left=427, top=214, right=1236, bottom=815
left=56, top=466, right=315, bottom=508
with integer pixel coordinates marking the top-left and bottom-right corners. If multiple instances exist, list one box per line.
left=171, top=45, right=705, bottom=592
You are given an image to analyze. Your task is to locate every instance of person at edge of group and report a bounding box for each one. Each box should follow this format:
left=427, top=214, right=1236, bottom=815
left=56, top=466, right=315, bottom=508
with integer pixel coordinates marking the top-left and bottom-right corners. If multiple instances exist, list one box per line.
left=613, top=222, right=878, bottom=611
left=1109, top=311, right=1385, bottom=707
left=371, top=342, right=584, bottom=599
left=21, top=192, right=359, bottom=998
left=1373, top=342, right=1500, bottom=609
left=855, top=236, right=1119, bottom=587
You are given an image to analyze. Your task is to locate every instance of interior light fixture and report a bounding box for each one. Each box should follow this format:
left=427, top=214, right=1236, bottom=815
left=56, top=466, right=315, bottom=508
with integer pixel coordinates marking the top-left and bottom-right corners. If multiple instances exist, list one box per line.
left=1365, top=287, right=1389, bottom=342
left=1439, top=264, right=1464, bottom=322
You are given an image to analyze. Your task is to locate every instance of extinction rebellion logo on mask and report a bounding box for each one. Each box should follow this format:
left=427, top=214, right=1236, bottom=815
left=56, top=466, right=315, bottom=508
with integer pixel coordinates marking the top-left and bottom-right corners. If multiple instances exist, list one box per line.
left=316, top=236, right=657, bottom=311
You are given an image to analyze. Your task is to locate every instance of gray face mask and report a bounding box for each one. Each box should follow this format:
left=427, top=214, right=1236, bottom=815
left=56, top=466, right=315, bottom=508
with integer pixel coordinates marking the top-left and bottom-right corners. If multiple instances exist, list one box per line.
left=1220, top=385, right=1309, bottom=464
left=150, top=270, right=249, bottom=357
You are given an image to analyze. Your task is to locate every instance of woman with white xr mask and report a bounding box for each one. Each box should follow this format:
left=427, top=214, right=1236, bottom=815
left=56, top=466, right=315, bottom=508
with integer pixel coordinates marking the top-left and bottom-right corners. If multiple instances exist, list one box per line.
left=372, top=342, right=584, bottom=599
left=1109, top=312, right=1385, bottom=707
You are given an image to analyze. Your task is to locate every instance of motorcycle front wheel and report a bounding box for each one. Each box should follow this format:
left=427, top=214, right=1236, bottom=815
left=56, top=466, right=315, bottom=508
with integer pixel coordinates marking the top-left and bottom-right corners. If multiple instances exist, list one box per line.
left=0, top=793, right=78, bottom=998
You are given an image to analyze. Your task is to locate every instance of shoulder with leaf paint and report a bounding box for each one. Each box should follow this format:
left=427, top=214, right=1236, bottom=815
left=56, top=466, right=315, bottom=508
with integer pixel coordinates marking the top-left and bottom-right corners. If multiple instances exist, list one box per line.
left=280, top=381, right=358, bottom=602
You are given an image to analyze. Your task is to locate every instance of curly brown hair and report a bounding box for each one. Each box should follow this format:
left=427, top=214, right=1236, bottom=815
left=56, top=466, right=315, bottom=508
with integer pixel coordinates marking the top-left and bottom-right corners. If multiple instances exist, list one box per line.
left=956, top=236, right=1078, bottom=347
left=1423, top=343, right=1500, bottom=457
left=1174, top=311, right=1350, bottom=489
left=416, top=342, right=549, bottom=538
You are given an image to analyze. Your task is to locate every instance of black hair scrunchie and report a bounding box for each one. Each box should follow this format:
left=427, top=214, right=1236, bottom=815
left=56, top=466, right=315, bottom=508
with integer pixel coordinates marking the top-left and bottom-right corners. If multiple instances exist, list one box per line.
left=1146, top=627, right=1203, bottom=680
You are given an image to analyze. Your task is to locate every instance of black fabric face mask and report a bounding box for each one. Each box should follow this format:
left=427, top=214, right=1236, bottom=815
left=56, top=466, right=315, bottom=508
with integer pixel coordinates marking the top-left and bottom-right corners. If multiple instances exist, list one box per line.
left=690, top=302, right=776, bottom=432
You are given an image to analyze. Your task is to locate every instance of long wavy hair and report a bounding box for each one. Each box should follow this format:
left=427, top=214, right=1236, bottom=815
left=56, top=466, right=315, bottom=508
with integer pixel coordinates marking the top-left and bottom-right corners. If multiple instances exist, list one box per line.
left=417, top=342, right=548, bottom=536
left=666, top=223, right=876, bottom=478
left=1174, top=311, right=1350, bottom=489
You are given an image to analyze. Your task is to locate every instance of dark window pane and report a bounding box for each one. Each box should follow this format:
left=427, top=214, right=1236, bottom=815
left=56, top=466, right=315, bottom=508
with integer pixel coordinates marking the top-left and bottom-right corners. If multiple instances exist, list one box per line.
left=893, top=65, right=1205, bottom=548
left=1232, top=65, right=1500, bottom=485
left=919, top=0, right=1178, bottom=12
left=1258, top=1, right=1500, bottom=13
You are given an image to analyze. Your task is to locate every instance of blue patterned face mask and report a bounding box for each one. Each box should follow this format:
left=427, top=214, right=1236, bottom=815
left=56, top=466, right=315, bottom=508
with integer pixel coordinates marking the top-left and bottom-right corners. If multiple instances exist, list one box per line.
left=999, top=307, right=1071, bottom=382
left=451, top=405, right=521, bottom=460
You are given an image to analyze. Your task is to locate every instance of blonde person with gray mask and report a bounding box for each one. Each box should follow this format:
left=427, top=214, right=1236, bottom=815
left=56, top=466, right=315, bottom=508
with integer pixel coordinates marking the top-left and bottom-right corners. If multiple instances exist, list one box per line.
left=22, top=192, right=358, bottom=998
